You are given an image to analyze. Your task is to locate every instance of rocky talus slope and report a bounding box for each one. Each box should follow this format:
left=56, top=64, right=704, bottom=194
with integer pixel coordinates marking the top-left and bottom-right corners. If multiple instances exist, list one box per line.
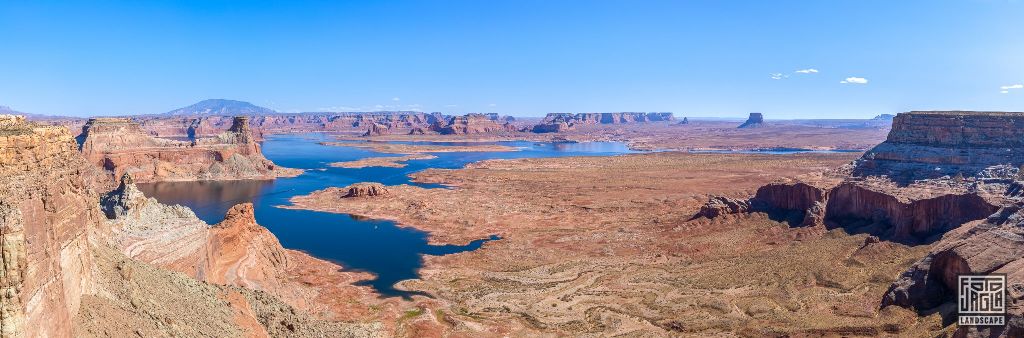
left=79, top=116, right=300, bottom=182
left=699, top=111, right=1024, bottom=336
left=1, top=115, right=381, bottom=337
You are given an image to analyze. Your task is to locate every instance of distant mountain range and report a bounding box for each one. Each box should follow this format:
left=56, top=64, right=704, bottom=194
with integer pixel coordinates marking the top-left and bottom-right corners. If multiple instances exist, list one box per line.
left=162, top=99, right=278, bottom=116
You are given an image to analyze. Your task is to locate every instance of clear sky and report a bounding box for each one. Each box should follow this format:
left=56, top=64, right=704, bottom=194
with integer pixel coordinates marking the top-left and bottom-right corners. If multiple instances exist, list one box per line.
left=1, top=0, right=1022, bottom=118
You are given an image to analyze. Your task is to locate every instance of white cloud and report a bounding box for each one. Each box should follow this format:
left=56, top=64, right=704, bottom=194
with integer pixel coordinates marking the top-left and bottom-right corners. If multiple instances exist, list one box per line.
left=392, top=97, right=401, bottom=101
left=795, top=68, right=819, bottom=74
left=770, top=73, right=787, bottom=80
left=840, top=77, right=869, bottom=84
left=488, top=103, right=497, bottom=107
left=1001, top=84, right=1024, bottom=94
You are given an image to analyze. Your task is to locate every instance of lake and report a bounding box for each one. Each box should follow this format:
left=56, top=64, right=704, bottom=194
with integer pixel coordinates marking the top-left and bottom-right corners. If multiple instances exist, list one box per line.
left=137, top=134, right=637, bottom=297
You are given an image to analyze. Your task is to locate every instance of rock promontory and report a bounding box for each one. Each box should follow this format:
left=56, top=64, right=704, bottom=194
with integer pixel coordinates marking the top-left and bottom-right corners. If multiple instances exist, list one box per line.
left=856, top=111, right=1024, bottom=181
left=79, top=116, right=300, bottom=182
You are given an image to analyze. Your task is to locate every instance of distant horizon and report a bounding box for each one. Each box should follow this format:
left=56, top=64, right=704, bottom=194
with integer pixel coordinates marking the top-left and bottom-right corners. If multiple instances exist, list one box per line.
left=3, top=1, right=1022, bottom=119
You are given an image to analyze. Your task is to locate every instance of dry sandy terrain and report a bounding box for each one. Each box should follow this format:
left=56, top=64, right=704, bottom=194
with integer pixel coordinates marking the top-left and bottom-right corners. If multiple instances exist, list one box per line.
left=320, top=141, right=520, bottom=154
left=286, top=151, right=945, bottom=336
left=330, top=154, right=439, bottom=168
left=345, top=120, right=891, bottom=152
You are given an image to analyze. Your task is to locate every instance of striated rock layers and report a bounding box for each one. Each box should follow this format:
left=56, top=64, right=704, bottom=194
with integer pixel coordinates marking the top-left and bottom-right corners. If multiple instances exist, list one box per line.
left=698, top=111, right=1024, bottom=336
left=1, top=115, right=380, bottom=337
left=362, top=122, right=391, bottom=137
left=428, top=113, right=519, bottom=135
left=1, top=114, right=104, bottom=338
left=79, top=116, right=300, bottom=183
left=102, top=176, right=291, bottom=291
left=856, top=111, right=1024, bottom=181
left=696, top=180, right=998, bottom=243
left=531, top=112, right=674, bottom=133
left=737, top=112, right=764, bottom=128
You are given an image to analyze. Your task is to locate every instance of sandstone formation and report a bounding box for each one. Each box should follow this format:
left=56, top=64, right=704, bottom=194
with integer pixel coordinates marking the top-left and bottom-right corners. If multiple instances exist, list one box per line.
left=679, top=117, right=689, bottom=124
left=79, top=116, right=300, bottom=182
left=428, top=113, right=518, bottom=135
left=737, top=112, right=764, bottom=128
left=697, top=111, right=1024, bottom=336
left=362, top=122, right=391, bottom=137
left=531, top=112, right=674, bottom=133
left=340, top=183, right=390, bottom=198
left=1, top=114, right=103, bottom=338
left=856, top=111, right=1024, bottom=181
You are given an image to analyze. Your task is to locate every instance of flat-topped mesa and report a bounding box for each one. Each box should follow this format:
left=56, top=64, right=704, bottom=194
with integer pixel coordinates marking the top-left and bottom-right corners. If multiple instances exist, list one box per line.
left=856, top=111, right=1024, bottom=180
left=737, top=113, right=764, bottom=128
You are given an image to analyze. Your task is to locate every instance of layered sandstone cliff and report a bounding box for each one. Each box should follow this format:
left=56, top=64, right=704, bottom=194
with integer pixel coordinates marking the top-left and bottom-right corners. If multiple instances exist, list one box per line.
left=696, top=111, right=1024, bottom=336
left=856, top=111, right=1024, bottom=181
left=80, top=116, right=300, bottom=183
left=1, top=114, right=103, bottom=338
left=2, top=115, right=380, bottom=337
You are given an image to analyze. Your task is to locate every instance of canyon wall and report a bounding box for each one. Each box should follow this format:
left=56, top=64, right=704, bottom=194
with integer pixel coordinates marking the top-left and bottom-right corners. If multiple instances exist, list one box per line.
left=856, top=111, right=1024, bottom=180
left=80, top=116, right=300, bottom=183
left=696, top=111, right=1024, bottom=336
left=1, top=115, right=104, bottom=337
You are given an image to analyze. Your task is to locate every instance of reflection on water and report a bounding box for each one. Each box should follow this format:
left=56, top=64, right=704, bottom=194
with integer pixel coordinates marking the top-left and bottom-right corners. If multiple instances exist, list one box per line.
left=138, top=134, right=637, bottom=297
left=138, top=180, right=276, bottom=224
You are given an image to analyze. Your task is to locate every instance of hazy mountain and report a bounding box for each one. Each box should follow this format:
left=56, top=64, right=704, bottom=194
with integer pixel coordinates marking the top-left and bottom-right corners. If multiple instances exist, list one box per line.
left=163, top=99, right=277, bottom=116
left=0, top=105, right=24, bottom=115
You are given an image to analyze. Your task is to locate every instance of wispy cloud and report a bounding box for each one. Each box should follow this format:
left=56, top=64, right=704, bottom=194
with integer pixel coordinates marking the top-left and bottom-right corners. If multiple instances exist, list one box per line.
left=1000, top=84, right=1023, bottom=94
left=391, top=97, right=401, bottom=102
left=770, top=73, right=788, bottom=80
left=840, top=77, right=869, bottom=84
left=795, top=68, right=819, bottom=74
left=488, top=103, right=497, bottom=107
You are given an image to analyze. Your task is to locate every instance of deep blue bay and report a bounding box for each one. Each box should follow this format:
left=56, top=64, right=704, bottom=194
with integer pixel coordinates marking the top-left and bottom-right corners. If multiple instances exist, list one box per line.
left=137, top=133, right=637, bottom=297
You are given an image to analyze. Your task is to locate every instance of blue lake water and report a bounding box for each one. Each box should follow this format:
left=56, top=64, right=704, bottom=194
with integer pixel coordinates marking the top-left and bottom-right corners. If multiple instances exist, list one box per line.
left=137, top=134, right=637, bottom=297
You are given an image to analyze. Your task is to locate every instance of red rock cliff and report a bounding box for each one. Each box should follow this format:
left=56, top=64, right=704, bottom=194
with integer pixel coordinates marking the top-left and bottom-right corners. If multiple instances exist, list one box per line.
left=1, top=115, right=105, bottom=337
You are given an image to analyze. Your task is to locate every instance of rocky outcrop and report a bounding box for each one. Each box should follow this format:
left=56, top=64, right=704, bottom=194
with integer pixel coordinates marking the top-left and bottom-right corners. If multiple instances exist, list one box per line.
left=79, top=116, right=299, bottom=182
left=856, top=111, right=1024, bottom=181
left=679, top=117, right=689, bottom=125
left=694, top=196, right=750, bottom=219
left=429, top=113, right=518, bottom=135
left=737, top=113, right=764, bottom=128
left=1, top=115, right=104, bottom=338
left=102, top=175, right=289, bottom=290
left=341, top=183, right=390, bottom=198
left=882, top=205, right=1024, bottom=337
left=531, top=121, right=574, bottom=133
left=362, top=123, right=391, bottom=137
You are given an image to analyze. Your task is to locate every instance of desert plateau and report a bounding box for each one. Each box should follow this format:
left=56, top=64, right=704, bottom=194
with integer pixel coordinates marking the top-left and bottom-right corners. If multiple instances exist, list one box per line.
left=4, top=2, right=1023, bottom=337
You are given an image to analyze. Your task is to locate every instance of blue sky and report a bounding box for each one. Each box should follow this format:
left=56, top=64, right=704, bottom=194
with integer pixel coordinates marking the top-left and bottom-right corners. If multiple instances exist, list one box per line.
left=1, top=0, right=1022, bottom=118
